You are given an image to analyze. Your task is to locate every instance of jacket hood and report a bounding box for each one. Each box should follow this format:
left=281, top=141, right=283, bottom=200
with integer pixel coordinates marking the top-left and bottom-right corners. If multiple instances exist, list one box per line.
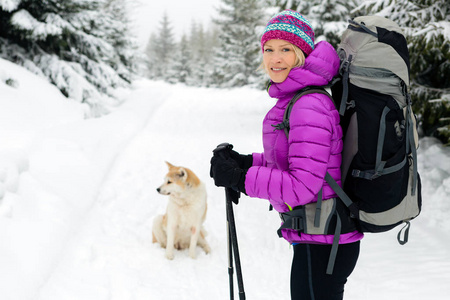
left=268, top=41, right=340, bottom=99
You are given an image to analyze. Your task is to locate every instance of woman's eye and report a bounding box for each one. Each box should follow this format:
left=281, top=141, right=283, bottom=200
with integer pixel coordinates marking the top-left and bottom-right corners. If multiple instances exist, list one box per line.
left=264, top=49, right=273, bottom=52
left=282, top=48, right=291, bottom=52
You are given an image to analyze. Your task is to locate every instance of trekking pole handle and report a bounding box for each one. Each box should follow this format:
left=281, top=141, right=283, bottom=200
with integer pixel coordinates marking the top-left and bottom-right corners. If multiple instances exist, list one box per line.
left=213, top=142, right=234, bottom=159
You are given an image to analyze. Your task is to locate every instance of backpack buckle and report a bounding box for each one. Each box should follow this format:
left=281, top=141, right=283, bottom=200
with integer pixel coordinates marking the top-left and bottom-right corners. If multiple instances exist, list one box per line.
left=278, top=209, right=306, bottom=236
left=291, top=217, right=304, bottom=231
left=341, top=61, right=349, bottom=75
left=279, top=212, right=286, bottom=222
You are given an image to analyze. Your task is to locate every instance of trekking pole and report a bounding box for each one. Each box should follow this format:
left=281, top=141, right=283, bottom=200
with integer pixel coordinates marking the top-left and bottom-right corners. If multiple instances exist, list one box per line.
left=226, top=188, right=245, bottom=300
left=213, top=143, right=246, bottom=300
left=227, top=214, right=234, bottom=299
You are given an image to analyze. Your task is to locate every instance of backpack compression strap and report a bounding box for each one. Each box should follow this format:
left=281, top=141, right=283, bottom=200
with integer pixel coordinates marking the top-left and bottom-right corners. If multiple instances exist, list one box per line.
left=405, top=93, right=418, bottom=195
left=351, top=105, right=408, bottom=180
left=339, top=55, right=353, bottom=116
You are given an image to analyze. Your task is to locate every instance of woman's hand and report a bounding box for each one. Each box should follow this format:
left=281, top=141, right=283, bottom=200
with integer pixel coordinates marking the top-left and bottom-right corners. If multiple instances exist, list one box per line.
left=228, top=149, right=253, bottom=169
left=210, top=155, right=247, bottom=194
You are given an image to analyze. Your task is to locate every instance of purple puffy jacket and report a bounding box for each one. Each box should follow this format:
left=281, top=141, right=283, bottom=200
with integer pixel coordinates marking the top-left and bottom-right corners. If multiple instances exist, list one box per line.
left=245, top=41, right=363, bottom=245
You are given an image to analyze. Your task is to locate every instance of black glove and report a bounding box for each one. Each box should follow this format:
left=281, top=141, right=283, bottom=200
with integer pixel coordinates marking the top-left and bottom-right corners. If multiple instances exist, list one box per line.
left=210, top=155, right=247, bottom=194
left=229, top=149, right=253, bottom=169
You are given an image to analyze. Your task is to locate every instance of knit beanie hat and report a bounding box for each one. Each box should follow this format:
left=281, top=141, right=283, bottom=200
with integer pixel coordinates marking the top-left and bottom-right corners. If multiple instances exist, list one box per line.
left=261, top=10, right=315, bottom=56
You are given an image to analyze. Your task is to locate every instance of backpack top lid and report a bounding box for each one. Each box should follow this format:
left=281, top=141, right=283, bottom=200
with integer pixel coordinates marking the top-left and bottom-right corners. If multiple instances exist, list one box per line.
left=339, top=15, right=410, bottom=90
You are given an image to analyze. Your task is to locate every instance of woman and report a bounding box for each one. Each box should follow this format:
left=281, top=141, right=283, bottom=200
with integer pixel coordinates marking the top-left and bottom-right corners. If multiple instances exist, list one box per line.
left=210, top=10, right=363, bottom=300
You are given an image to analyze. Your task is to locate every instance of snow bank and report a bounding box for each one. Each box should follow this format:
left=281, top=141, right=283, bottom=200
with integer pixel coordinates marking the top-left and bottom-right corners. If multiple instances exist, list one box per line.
left=0, top=59, right=162, bottom=299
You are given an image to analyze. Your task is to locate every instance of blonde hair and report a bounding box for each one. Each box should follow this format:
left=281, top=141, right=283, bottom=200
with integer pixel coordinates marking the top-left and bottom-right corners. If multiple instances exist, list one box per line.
left=291, top=45, right=306, bottom=68
left=259, top=43, right=306, bottom=73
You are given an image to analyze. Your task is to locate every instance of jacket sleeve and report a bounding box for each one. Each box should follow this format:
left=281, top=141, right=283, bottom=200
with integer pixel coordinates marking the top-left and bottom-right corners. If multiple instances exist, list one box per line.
left=251, top=152, right=266, bottom=167
left=245, top=93, right=337, bottom=212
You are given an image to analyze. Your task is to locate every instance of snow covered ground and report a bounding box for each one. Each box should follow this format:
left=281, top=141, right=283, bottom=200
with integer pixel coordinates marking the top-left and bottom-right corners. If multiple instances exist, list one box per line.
left=1, top=58, right=449, bottom=300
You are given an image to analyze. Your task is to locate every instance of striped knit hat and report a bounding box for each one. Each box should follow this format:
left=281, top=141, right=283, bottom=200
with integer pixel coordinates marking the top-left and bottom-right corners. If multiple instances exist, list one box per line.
left=261, top=10, right=315, bottom=56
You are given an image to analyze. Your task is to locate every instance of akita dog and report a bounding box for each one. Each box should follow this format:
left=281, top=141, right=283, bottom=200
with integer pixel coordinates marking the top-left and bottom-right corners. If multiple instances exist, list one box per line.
left=153, top=162, right=210, bottom=259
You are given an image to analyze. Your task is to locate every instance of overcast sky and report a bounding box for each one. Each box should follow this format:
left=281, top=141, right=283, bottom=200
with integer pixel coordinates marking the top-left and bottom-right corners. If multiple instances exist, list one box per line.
left=130, top=0, right=222, bottom=48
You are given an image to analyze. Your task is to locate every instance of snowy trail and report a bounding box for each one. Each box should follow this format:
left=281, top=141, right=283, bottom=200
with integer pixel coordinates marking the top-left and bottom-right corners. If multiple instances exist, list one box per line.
left=37, top=81, right=291, bottom=300
left=34, top=81, right=450, bottom=299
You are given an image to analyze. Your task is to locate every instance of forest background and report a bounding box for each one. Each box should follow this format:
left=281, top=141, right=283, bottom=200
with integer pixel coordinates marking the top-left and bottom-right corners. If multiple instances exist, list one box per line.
left=0, top=0, right=449, bottom=144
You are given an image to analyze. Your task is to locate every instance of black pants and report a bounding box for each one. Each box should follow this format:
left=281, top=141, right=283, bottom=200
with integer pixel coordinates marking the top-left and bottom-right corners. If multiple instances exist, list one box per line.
left=291, top=242, right=360, bottom=300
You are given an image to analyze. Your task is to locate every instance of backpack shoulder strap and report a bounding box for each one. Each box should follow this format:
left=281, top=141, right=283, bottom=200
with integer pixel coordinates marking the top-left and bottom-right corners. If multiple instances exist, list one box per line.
left=273, top=87, right=334, bottom=138
left=274, top=85, right=343, bottom=236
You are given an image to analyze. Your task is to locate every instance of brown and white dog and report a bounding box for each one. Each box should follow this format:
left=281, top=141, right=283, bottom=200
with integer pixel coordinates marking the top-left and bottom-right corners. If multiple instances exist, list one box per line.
left=153, top=162, right=210, bottom=259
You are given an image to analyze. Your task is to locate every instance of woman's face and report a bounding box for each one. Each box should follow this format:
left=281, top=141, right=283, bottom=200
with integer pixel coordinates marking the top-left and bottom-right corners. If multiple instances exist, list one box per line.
left=263, top=39, right=297, bottom=83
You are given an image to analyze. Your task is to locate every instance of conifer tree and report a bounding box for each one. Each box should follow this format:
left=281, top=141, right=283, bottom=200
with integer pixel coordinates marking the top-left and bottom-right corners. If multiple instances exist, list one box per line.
left=171, top=34, right=192, bottom=84
left=212, top=0, right=266, bottom=88
left=145, top=17, right=220, bottom=87
left=145, top=12, right=176, bottom=81
left=145, top=32, right=159, bottom=79
left=202, top=24, right=220, bottom=87
left=406, top=0, right=449, bottom=144
left=188, top=21, right=208, bottom=86
left=0, top=0, right=137, bottom=116
left=269, top=0, right=356, bottom=48
left=309, top=0, right=356, bottom=48
left=102, top=0, right=138, bottom=83
left=157, top=12, right=176, bottom=80
left=354, top=0, right=450, bottom=144
left=268, top=0, right=303, bottom=11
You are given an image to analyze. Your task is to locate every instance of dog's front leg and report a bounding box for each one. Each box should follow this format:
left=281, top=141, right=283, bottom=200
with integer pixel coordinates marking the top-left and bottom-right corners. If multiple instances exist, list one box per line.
left=165, top=217, right=176, bottom=260
left=189, top=223, right=201, bottom=259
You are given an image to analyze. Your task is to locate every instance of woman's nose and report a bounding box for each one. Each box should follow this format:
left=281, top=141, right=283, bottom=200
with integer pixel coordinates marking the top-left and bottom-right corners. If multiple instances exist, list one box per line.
left=271, top=54, right=282, bottom=63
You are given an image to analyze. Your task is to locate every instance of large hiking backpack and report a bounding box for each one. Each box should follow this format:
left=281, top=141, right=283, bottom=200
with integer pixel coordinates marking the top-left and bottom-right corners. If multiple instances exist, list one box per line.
left=275, top=16, right=422, bottom=260
left=332, top=15, right=422, bottom=240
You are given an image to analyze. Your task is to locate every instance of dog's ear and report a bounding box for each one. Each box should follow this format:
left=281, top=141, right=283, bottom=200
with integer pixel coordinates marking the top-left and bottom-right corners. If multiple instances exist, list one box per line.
left=177, top=168, right=187, bottom=181
left=165, top=161, right=175, bottom=169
